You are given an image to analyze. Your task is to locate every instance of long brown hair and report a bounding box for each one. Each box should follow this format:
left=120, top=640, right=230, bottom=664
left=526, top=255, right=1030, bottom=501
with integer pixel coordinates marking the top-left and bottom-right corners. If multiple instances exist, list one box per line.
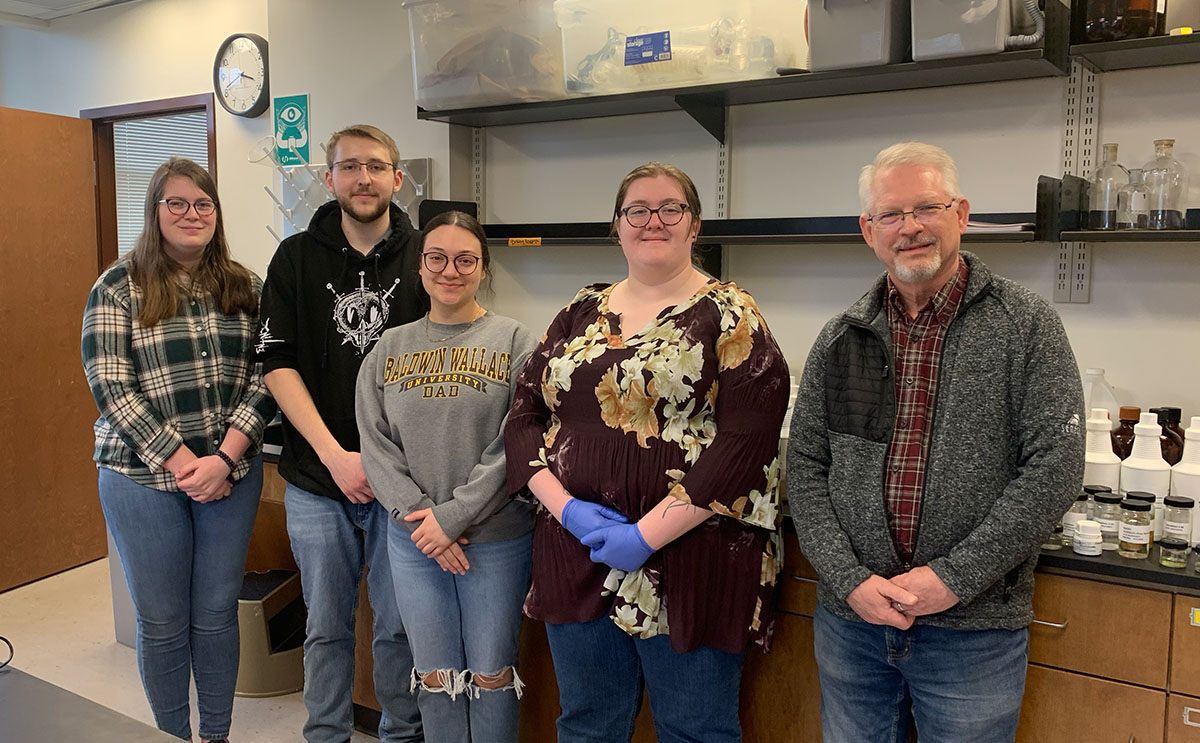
left=126, top=158, right=256, bottom=326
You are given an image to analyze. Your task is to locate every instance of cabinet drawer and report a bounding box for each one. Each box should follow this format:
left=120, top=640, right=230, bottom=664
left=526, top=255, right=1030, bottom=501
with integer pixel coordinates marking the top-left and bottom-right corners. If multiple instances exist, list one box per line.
left=1019, top=664, right=1165, bottom=743
left=1029, top=573, right=1171, bottom=688
left=1172, top=597, right=1200, bottom=697
left=778, top=531, right=818, bottom=617
left=1167, top=694, right=1200, bottom=743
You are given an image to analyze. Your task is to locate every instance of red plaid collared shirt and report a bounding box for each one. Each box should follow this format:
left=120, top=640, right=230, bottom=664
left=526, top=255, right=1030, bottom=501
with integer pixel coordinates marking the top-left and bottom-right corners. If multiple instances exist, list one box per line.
left=883, top=258, right=969, bottom=563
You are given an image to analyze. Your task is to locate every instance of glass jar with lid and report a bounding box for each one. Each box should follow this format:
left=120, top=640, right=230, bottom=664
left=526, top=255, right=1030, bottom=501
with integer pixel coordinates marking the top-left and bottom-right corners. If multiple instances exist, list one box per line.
left=1089, top=143, right=1128, bottom=230
left=1084, top=484, right=1112, bottom=520
left=1093, top=491, right=1124, bottom=550
left=1117, top=169, right=1150, bottom=229
left=1118, top=498, right=1152, bottom=559
left=1159, top=537, right=1189, bottom=568
left=1124, top=491, right=1158, bottom=541
left=1163, top=495, right=1194, bottom=544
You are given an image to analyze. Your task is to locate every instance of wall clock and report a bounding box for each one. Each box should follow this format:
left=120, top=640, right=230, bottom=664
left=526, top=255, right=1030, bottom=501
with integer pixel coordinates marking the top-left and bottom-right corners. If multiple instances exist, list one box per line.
left=213, top=33, right=269, bottom=118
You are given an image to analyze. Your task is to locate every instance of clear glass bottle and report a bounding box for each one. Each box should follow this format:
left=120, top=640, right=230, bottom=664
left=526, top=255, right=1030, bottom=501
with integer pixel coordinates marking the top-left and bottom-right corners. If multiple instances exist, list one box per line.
left=1117, top=169, right=1150, bottom=229
left=1084, top=484, right=1113, bottom=520
left=1119, top=498, right=1152, bottom=559
left=1089, top=143, right=1129, bottom=230
left=1062, top=493, right=1090, bottom=546
left=1093, top=491, right=1124, bottom=550
left=1144, top=139, right=1189, bottom=230
left=1125, top=491, right=1158, bottom=542
left=1163, top=495, right=1195, bottom=543
left=1042, top=524, right=1064, bottom=551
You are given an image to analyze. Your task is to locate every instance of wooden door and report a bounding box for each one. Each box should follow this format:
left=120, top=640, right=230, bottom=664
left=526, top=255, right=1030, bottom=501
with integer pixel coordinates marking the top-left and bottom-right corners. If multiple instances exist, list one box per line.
left=1172, top=596, right=1200, bottom=698
left=0, top=106, right=106, bottom=592
left=1018, top=664, right=1165, bottom=742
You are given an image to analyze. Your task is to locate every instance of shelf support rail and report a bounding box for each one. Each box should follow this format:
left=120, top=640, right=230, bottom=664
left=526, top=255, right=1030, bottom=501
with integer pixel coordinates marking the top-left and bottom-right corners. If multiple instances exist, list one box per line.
left=1056, top=59, right=1098, bottom=303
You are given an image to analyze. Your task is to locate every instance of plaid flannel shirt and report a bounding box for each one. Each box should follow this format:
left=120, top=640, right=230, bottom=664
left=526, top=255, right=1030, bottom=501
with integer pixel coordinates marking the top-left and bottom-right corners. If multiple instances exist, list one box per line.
left=81, top=262, right=276, bottom=491
left=883, top=258, right=969, bottom=562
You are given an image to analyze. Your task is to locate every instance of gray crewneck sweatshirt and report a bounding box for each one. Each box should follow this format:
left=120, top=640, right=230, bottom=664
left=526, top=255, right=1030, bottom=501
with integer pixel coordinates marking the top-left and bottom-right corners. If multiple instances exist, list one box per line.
left=356, top=311, right=536, bottom=543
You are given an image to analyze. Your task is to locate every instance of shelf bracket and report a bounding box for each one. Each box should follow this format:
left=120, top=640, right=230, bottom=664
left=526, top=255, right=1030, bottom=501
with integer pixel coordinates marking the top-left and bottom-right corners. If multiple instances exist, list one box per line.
left=1056, top=59, right=1098, bottom=303
left=675, top=93, right=727, bottom=145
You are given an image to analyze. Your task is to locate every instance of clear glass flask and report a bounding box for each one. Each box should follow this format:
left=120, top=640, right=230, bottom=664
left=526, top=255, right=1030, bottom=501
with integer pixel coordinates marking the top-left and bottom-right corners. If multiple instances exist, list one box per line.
left=1117, top=168, right=1150, bottom=229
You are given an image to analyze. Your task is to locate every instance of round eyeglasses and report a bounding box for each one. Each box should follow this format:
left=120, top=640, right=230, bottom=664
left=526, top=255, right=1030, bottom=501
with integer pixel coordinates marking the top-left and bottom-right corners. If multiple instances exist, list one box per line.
left=158, top=197, right=217, bottom=217
left=867, top=200, right=957, bottom=228
left=620, top=203, right=690, bottom=228
left=422, top=252, right=480, bottom=275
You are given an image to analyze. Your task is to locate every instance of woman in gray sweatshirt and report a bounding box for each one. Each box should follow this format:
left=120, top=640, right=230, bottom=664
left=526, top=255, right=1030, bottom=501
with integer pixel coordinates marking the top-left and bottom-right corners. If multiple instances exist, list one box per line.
left=356, top=210, right=536, bottom=743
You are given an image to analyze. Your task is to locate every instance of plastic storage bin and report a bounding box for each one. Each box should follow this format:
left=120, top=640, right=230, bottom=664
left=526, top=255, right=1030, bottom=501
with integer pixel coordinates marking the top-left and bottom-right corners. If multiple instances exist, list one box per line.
left=911, top=0, right=1042, bottom=60
left=553, top=0, right=808, bottom=95
left=808, top=0, right=911, bottom=71
left=404, top=0, right=565, bottom=110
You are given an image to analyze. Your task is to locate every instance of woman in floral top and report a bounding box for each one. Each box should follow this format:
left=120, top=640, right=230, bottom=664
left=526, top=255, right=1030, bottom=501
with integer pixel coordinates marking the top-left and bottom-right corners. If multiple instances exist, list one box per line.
left=504, top=162, right=789, bottom=742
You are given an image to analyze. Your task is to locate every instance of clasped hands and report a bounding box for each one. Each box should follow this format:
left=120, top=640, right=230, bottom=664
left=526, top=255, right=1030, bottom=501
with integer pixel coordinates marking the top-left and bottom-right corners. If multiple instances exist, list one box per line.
left=846, top=567, right=960, bottom=629
left=561, top=498, right=654, bottom=573
left=404, top=509, right=470, bottom=576
left=174, top=455, right=232, bottom=502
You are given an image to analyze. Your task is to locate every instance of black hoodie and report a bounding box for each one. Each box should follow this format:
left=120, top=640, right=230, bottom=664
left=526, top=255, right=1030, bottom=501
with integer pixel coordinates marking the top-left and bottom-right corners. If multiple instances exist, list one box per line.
left=258, top=200, right=428, bottom=501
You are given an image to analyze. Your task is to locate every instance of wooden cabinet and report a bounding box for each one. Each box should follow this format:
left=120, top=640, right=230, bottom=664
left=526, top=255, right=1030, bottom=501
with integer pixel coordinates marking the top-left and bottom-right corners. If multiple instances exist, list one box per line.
left=1172, top=596, right=1200, bottom=698
left=1167, top=694, right=1200, bottom=743
left=1029, top=573, right=1172, bottom=688
left=1018, top=664, right=1165, bottom=742
left=742, top=613, right=821, bottom=743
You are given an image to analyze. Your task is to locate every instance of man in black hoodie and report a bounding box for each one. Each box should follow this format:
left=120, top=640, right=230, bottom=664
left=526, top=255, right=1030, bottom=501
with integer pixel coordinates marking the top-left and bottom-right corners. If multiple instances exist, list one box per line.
left=259, top=125, right=426, bottom=743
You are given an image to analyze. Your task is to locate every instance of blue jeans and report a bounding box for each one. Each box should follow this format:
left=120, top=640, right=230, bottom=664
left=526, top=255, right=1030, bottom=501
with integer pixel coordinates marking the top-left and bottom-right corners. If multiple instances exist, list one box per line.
left=388, top=527, right=533, bottom=743
left=544, top=614, right=745, bottom=743
left=99, top=459, right=263, bottom=741
left=813, top=603, right=1029, bottom=743
left=284, top=485, right=422, bottom=743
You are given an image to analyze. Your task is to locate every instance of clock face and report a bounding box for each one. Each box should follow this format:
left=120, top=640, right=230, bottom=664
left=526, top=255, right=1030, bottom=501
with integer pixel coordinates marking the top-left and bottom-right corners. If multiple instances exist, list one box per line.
left=214, top=34, right=269, bottom=117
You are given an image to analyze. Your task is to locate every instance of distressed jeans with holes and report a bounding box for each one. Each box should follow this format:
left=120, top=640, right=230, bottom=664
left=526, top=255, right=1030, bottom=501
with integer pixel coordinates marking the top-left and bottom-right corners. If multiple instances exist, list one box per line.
left=388, top=525, right=533, bottom=743
left=284, top=485, right=422, bottom=743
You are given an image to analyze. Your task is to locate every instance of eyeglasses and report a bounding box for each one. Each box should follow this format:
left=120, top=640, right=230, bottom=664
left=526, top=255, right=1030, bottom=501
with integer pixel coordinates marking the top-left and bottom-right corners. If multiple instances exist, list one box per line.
left=620, top=203, right=690, bottom=228
left=422, top=252, right=480, bottom=275
left=867, top=200, right=957, bottom=228
left=331, top=159, right=395, bottom=176
left=158, top=197, right=217, bottom=217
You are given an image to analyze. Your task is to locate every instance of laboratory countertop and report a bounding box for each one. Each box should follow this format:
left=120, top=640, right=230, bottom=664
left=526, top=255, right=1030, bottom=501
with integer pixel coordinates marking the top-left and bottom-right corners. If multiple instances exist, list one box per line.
left=1036, top=542, right=1200, bottom=595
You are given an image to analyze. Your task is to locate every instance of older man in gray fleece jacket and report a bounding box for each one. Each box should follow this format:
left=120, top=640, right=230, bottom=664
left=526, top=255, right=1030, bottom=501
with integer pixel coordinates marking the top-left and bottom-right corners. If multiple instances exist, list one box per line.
left=788, top=142, right=1084, bottom=743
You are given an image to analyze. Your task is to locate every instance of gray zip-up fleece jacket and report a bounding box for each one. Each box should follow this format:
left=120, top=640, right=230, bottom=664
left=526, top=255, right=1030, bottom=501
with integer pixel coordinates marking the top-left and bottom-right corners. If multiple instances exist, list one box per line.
left=356, top=312, right=536, bottom=544
left=788, top=252, right=1085, bottom=630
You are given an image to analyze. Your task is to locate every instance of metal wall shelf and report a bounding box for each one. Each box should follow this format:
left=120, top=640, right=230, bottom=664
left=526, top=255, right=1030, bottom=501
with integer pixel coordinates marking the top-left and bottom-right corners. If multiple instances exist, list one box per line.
left=483, top=213, right=1040, bottom=247
left=417, top=1, right=1069, bottom=143
left=1070, top=32, right=1200, bottom=72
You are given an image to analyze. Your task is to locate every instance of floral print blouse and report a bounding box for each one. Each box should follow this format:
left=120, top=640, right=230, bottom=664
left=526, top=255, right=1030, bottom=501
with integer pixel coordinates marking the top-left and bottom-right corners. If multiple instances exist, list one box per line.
left=505, top=280, right=790, bottom=653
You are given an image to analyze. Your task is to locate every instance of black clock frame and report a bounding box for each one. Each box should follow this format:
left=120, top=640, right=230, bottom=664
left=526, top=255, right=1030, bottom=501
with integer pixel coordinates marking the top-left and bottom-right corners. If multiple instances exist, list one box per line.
left=212, top=32, right=270, bottom=118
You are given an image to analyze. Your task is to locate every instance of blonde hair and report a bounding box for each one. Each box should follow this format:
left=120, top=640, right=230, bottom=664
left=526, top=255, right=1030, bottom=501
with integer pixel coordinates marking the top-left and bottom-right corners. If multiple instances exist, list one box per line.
left=325, top=124, right=400, bottom=169
left=858, top=142, right=962, bottom=214
left=125, top=158, right=256, bottom=327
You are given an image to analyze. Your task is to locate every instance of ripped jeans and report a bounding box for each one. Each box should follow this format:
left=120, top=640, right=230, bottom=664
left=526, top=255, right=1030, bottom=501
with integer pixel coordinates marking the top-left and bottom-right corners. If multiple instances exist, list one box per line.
left=388, top=525, right=533, bottom=743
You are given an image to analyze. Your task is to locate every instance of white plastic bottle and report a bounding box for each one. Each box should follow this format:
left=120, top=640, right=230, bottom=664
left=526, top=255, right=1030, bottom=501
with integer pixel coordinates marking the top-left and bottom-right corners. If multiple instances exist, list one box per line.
left=1083, top=408, right=1121, bottom=492
left=1170, top=416, right=1200, bottom=546
left=1121, top=412, right=1172, bottom=538
left=1081, top=368, right=1120, bottom=428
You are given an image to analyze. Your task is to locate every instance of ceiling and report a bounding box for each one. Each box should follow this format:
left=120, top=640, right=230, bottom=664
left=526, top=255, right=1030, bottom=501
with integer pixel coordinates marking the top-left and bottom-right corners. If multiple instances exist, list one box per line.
left=0, top=0, right=144, bottom=28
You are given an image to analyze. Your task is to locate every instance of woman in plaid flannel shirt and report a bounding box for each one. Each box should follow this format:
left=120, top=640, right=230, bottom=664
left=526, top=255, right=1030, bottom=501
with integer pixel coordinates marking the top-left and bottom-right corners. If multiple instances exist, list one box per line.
left=81, top=158, right=276, bottom=743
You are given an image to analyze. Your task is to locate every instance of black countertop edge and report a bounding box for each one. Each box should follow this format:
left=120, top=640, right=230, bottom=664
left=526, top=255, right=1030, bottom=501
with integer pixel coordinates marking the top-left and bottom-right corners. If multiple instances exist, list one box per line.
left=1036, top=544, right=1200, bottom=595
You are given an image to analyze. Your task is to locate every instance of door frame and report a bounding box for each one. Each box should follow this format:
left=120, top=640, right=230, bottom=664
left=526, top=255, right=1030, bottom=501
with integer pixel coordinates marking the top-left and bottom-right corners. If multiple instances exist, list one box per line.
left=81, top=93, right=216, bottom=273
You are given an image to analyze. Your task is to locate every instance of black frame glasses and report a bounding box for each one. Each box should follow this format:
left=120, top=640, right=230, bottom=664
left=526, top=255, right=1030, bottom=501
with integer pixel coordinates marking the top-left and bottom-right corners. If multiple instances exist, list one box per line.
left=620, top=203, right=690, bottom=228
left=421, top=252, right=481, bottom=275
left=866, top=200, right=957, bottom=227
left=331, top=159, right=396, bottom=176
left=158, top=198, right=217, bottom=217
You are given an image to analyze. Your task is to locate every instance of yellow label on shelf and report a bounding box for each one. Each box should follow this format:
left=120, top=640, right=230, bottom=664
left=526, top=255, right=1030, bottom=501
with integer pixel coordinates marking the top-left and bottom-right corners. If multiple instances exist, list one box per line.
left=1191, top=607, right=1200, bottom=627
left=508, top=237, right=542, bottom=247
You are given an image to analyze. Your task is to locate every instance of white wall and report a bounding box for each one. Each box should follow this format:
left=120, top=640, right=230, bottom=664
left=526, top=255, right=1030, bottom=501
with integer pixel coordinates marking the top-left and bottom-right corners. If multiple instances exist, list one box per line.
left=0, top=0, right=275, bottom=274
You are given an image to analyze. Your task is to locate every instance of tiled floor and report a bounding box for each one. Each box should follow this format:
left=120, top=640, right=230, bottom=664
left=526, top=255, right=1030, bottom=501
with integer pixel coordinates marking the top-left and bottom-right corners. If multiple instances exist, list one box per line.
left=0, top=558, right=375, bottom=742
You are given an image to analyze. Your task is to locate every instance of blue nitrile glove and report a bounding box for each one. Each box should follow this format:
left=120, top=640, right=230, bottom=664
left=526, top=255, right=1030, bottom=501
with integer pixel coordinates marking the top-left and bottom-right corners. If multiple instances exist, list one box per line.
left=560, top=498, right=630, bottom=541
left=581, top=523, right=655, bottom=573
